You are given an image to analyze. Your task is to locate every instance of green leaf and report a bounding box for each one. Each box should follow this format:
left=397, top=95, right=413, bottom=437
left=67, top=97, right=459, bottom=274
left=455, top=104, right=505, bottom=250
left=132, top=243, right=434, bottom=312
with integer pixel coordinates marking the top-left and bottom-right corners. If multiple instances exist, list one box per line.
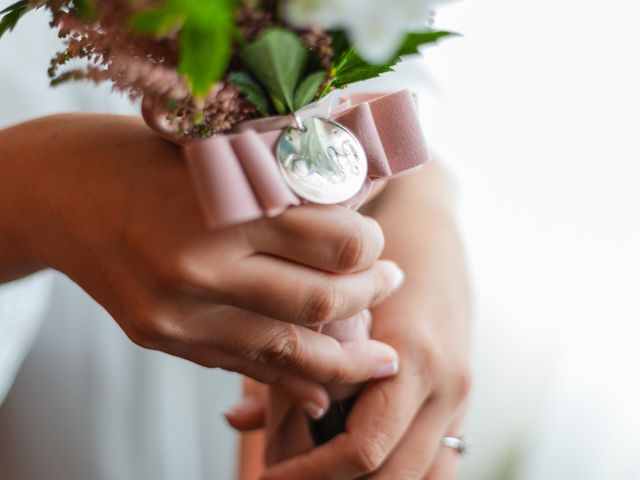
left=0, top=0, right=41, bottom=39
left=397, top=31, right=457, bottom=56
left=332, top=62, right=394, bottom=89
left=328, top=30, right=350, bottom=61
left=330, top=47, right=394, bottom=89
left=229, top=71, right=271, bottom=114
left=241, top=27, right=308, bottom=112
left=271, top=95, right=286, bottom=115
left=130, top=7, right=185, bottom=36
left=0, top=1, right=27, bottom=39
left=130, top=0, right=236, bottom=97
left=0, top=0, right=27, bottom=15
left=179, top=19, right=233, bottom=96
left=329, top=30, right=455, bottom=90
left=294, top=71, right=326, bottom=110
left=72, top=0, right=96, bottom=19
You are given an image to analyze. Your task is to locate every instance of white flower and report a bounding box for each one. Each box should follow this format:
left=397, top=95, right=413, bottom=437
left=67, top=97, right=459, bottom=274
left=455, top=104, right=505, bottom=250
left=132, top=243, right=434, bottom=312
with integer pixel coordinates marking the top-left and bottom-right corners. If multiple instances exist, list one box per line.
left=286, top=0, right=443, bottom=64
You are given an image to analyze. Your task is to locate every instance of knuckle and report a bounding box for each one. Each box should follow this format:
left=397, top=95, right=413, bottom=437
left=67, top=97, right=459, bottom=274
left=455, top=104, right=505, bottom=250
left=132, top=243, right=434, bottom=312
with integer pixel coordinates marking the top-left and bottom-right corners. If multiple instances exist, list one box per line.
left=412, top=330, right=443, bottom=376
left=351, top=438, right=388, bottom=474
left=323, top=338, right=347, bottom=383
left=256, top=326, right=301, bottom=369
left=335, top=217, right=384, bottom=273
left=266, top=370, right=287, bottom=387
left=151, top=250, right=193, bottom=285
left=122, top=223, right=225, bottom=292
left=336, top=227, right=367, bottom=272
left=388, top=329, right=440, bottom=391
left=128, top=293, right=184, bottom=348
left=303, top=282, right=344, bottom=325
left=152, top=250, right=224, bottom=295
left=403, top=329, right=472, bottom=401
left=377, top=383, right=395, bottom=412
left=327, top=364, right=347, bottom=385
left=370, top=268, right=392, bottom=306
left=452, top=364, right=473, bottom=401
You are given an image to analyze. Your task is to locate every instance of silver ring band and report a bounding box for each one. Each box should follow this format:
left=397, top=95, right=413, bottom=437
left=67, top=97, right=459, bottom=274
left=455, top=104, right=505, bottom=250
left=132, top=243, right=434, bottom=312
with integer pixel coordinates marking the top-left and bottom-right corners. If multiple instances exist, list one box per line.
left=441, top=436, right=471, bottom=456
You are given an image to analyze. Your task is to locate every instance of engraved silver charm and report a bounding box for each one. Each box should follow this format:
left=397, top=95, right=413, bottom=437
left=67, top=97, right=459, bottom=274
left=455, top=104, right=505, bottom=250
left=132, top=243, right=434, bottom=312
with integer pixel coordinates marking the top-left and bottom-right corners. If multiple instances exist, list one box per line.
left=276, top=118, right=368, bottom=205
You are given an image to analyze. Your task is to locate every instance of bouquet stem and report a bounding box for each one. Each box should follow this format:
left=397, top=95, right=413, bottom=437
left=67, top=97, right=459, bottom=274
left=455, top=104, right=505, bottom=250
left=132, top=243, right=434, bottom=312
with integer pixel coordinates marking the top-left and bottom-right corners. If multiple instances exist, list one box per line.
left=307, top=394, right=359, bottom=446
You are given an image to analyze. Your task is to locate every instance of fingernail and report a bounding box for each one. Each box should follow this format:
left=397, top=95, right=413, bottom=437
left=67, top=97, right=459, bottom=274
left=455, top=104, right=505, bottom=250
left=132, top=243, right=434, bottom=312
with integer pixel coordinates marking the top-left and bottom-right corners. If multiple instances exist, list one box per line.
left=388, top=262, right=405, bottom=291
left=223, top=394, right=259, bottom=418
left=301, top=400, right=326, bottom=420
left=373, top=360, right=399, bottom=379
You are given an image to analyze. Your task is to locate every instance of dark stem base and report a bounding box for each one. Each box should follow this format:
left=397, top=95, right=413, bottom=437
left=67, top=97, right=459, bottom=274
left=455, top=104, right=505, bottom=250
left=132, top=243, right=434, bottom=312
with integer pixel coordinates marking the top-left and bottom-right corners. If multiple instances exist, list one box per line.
left=307, top=394, right=359, bottom=446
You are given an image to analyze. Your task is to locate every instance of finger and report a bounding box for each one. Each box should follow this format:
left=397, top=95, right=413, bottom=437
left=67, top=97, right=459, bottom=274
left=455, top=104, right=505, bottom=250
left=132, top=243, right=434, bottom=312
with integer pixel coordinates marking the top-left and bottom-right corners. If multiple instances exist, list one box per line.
left=170, top=305, right=400, bottom=390
left=224, top=382, right=332, bottom=432
left=221, top=255, right=405, bottom=326
left=237, top=377, right=270, bottom=480
left=424, top=452, right=460, bottom=480
left=262, top=363, right=431, bottom=480
left=423, top=445, right=461, bottom=480
left=224, top=375, right=331, bottom=431
left=245, top=205, right=385, bottom=274
left=424, top=407, right=468, bottom=480
left=278, top=373, right=331, bottom=421
left=175, top=343, right=330, bottom=418
left=368, top=398, right=454, bottom=480
left=220, top=314, right=400, bottom=385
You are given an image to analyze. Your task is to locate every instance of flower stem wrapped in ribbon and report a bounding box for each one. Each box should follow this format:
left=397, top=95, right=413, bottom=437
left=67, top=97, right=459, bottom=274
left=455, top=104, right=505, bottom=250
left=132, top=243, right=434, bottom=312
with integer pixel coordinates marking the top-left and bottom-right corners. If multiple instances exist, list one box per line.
left=1, top=0, right=456, bottom=465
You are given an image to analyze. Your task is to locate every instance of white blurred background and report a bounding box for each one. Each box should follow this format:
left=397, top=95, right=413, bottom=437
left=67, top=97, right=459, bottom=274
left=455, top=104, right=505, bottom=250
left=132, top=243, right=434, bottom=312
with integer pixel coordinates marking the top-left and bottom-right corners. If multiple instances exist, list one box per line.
left=1, top=0, right=640, bottom=479
left=423, top=1, right=640, bottom=478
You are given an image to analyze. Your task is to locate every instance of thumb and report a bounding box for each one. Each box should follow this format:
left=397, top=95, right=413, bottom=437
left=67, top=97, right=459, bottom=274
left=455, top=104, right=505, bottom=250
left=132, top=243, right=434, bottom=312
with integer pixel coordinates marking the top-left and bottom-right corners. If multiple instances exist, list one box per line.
left=225, top=374, right=332, bottom=431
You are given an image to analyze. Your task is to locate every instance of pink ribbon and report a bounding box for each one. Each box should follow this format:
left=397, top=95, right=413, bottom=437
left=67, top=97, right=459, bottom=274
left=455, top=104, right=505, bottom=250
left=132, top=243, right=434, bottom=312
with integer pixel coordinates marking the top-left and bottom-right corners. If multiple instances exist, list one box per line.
left=142, top=89, right=430, bottom=466
left=142, top=90, right=429, bottom=229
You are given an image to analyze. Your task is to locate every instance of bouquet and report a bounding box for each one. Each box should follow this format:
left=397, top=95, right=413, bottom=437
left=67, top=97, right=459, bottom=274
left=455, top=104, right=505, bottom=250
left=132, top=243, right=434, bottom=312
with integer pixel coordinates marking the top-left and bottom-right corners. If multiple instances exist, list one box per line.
left=1, top=0, right=453, bottom=466
left=1, top=0, right=451, bottom=136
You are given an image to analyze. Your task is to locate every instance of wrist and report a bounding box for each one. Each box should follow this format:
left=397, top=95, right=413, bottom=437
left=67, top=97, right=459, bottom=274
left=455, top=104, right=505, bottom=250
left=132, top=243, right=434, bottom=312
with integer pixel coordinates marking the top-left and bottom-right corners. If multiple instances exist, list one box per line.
left=371, top=160, right=471, bottom=336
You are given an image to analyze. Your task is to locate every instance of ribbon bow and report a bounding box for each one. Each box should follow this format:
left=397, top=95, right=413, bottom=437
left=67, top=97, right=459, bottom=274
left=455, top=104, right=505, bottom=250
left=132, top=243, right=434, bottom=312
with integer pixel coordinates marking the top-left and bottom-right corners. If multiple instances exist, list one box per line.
left=142, top=89, right=430, bottom=229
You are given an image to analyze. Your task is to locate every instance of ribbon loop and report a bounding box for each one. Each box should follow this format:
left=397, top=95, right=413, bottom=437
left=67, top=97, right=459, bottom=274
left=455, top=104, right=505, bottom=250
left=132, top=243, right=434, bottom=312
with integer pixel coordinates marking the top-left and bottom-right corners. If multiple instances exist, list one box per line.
left=142, top=90, right=429, bottom=229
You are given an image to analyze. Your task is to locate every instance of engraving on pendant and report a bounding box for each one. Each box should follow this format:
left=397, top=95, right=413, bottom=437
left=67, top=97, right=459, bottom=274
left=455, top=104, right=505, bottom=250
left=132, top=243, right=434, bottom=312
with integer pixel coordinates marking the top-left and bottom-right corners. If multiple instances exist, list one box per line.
left=276, top=118, right=368, bottom=204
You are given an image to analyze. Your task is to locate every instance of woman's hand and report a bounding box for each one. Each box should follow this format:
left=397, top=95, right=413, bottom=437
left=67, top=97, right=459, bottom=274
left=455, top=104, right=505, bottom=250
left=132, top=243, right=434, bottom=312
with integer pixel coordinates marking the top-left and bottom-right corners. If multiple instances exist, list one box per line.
left=228, top=163, right=472, bottom=479
left=233, top=304, right=469, bottom=480
left=0, top=114, right=405, bottom=412
left=261, top=275, right=470, bottom=479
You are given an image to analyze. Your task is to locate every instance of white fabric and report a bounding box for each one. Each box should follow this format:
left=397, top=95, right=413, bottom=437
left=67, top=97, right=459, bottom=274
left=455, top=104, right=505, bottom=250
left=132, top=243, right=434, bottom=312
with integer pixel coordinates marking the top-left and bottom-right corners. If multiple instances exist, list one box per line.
left=0, top=272, right=53, bottom=404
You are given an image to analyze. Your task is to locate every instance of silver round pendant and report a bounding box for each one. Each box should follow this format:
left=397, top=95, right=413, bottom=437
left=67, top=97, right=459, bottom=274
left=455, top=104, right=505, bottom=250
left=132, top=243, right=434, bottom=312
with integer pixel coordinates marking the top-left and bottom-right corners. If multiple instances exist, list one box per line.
left=276, top=118, right=368, bottom=205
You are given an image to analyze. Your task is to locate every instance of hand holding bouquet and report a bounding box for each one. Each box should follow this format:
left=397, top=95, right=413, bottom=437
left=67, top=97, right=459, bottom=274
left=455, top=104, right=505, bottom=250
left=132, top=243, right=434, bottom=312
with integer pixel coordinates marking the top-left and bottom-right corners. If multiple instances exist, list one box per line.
left=1, top=0, right=457, bottom=468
